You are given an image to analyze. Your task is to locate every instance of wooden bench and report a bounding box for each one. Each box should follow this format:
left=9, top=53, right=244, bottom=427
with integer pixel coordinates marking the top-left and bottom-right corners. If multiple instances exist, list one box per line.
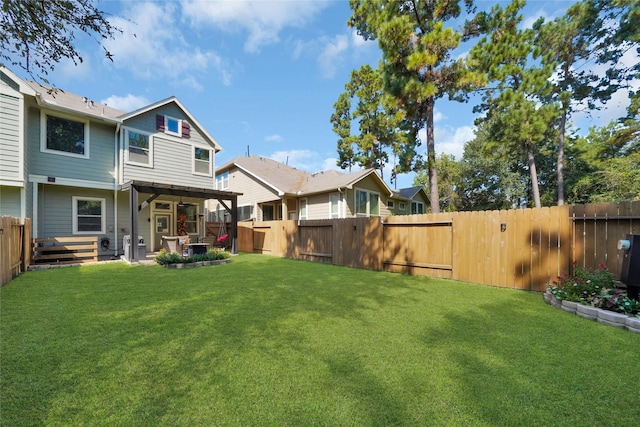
left=32, top=236, right=98, bottom=264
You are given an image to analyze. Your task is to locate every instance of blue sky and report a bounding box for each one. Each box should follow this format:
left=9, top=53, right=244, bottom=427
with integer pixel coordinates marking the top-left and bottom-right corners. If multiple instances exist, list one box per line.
left=14, top=0, right=636, bottom=189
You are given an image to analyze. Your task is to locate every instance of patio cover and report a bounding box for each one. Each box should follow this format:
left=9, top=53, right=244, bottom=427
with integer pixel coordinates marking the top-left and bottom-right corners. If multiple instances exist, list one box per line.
left=120, top=180, right=242, bottom=261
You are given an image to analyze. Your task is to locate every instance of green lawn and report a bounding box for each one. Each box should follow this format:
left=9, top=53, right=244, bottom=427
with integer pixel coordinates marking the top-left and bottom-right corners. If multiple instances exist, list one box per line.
left=1, top=254, right=639, bottom=426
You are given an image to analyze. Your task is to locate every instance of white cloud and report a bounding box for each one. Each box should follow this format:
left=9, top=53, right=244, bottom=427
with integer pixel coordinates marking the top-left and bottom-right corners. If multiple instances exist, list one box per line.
left=265, top=134, right=284, bottom=142
left=350, top=30, right=369, bottom=49
left=269, top=149, right=325, bottom=172
left=100, top=94, right=149, bottom=111
left=105, top=2, right=231, bottom=88
left=181, top=0, right=330, bottom=53
left=322, top=157, right=342, bottom=171
left=433, top=110, right=446, bottom=123
left=418, top=125, right=475, bottom=160
left=318, top=35, right=350, bottom=78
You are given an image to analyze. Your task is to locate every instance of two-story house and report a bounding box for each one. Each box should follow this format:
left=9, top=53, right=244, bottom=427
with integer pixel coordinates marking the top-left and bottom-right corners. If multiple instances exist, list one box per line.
left=0, top=66, right=238, bottom=261
left=209, top=155, right=394, bottom=221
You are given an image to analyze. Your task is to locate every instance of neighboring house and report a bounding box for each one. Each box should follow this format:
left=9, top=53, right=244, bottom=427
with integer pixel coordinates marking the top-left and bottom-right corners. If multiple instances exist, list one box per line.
left=209, top=155, right=393, bottom=221
left=388, top=186, right=430, bottom=215
left=0, top=66, right=238, bottom=260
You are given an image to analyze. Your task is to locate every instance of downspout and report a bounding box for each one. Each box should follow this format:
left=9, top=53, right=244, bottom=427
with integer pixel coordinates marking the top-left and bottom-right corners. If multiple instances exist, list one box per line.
left=114, top=123, right=121, bottom=257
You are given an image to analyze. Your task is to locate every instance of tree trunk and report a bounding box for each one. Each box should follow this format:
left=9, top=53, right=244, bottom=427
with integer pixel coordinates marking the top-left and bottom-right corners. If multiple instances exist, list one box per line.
left=527, top=143, right=541, bottom=208
left=426, top=97, right=440, bottom=213
left=557, top=108, right=567, bottom=206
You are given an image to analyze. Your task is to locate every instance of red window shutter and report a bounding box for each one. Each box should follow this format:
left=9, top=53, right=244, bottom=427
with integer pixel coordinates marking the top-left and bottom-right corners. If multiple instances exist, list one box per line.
left=182, top=121, right=190, bottom=138
left=156, top=114, right=165, bottom=131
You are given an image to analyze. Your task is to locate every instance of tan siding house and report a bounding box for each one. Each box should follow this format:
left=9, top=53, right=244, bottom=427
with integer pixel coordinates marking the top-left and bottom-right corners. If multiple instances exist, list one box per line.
left=209, top=155, right=393, bottom=221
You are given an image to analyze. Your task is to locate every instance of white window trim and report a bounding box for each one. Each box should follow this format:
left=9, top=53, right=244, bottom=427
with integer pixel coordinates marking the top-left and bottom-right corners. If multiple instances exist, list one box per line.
left=123, top=127, right=153, bottom=168
left=216, top=171, right=229, bottom=190
left=299, top=198, right=308, bottom=220
left=329, top=193, right=341, bottom=219
left=387, top=200, right=395, bottom=209
left=399, top=202, right=407, bottom=211
left=164, top=115, right=182, bottom=137
left=193, top=146, right=212, bottom=177
left=40, top=110, right=90, bottom=159
left=72, top=196, right=106, bottom=235
left=354, top=187, right=381, bottom=217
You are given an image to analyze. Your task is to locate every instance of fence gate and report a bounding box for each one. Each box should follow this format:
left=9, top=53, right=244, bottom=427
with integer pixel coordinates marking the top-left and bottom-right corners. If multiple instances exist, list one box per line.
left=382, top=217, right=454, bottom=279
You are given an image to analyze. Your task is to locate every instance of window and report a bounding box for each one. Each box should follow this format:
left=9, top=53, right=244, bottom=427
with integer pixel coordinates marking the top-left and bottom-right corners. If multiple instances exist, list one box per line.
left=165, top=116, right=181, bottom=136
left=194, top=147, right=211, bottom=175
left=330, top=194, right=340, bottom=219
left=387, top=200, right=395, bottom=209
left=216, top=171, right=229, bottom=190
left=156, top=114, right=190, bottom=137
left=299, top=198, right=308, bottom=220
left=355, top=189, right=381, bottom=217
left=41, top=112, right=89, bottom=158
left=238, top=205, right=254, bottom=221
left=73, top=197, right=105, bottom=234
left=177, top=204, right=198, bottom=234
left=125, top=129, right=152, bottom=166
left=399, top=202, right=407, bottom=211
left=262, top=204, right=275, bottom=221
left=411, top=201, right=425, bottom=214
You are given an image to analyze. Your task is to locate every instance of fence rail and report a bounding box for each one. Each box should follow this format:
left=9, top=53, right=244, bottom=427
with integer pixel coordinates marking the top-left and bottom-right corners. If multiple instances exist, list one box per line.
left=238, top=201, right=640, bottom=292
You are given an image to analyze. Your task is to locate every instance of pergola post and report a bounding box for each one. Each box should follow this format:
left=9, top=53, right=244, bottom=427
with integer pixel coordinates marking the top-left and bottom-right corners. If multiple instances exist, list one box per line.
left=231, top=195, right=238, bottom=254
left=129, top=185, right=139, bottom=262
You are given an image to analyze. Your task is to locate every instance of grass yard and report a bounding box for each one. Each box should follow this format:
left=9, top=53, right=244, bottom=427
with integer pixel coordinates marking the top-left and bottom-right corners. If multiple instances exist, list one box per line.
left=1, top=254, right=639, bottom=426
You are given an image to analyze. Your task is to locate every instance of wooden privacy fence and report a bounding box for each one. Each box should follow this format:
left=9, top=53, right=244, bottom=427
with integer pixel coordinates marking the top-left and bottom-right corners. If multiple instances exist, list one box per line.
left=238, top=201, right=640, bottom=292
left=0, top=217, right=31, bottom=286
left=32, top=236, right=98, bottom=265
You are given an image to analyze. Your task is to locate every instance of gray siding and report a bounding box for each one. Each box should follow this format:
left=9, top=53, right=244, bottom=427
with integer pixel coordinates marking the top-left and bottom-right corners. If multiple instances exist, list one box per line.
left=38, top=184, right=116, bottom=255
left=0, top=93, right=21, bottom=182
left=27, top=107, right=116, bottom=184
left=121, top=104, right=216, bottom=188
left=0, top=186, right=21, bottom=216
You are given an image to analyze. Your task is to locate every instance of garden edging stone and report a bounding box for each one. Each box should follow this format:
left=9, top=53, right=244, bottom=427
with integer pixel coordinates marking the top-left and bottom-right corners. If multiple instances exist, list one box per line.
left=544, top=290, right=639, bottom=333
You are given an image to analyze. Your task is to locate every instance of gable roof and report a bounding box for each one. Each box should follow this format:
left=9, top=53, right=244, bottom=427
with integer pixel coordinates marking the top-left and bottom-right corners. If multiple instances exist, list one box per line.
left=119, top=96, right=222, bottom=152
left=391, top=186, right=428, bottom=201
left=218, top=155, right=393, bottom=197
left=25, top=81, right=125, bottom=123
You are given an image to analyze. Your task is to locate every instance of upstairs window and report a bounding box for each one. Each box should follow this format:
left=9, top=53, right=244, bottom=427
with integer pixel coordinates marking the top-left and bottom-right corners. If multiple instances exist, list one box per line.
left=156, top=114, right=190, bottom=137
left=41, top=112, right=89, bottom=158
left=125, top=128, right=152, bottom=166
left=193, top=147, right=212, bottom=176
left=216, top=171, right=229, bottom=190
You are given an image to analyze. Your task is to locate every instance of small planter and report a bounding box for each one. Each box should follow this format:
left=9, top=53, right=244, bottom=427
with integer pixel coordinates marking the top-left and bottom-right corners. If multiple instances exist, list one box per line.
left=561, top=300, right=578, bottom=314
left=597, top=309, right=628, bottom=328
left=575, top=304, right=599, bottom=321
left=625, top=316, right=640, bottom=334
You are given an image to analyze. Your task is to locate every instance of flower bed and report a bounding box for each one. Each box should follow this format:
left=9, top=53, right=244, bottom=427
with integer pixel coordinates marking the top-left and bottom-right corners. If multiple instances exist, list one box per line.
left=154, top=248, right=231, bottom=268
left=546, top=262, right=640, bottom=333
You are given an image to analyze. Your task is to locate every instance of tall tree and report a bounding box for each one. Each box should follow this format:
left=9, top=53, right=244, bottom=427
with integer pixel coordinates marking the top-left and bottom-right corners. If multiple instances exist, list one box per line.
left=0, top=0, right=119, bottom=83
left=533, top=0, right=639, bottom=206
left=459, top=119, right=528, bottom=211
left=348, top=0, right=480, bottom=213
left=414, top=153, right=462, bottom=212
left=330, top=65, right=408, bottom=180
left=467, top=0, right=557, bottom=208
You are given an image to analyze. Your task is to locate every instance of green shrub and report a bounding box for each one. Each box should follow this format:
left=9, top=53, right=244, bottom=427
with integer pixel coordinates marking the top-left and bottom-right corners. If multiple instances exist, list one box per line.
left=154, top=249, right=182, bottom=266
left=595, top=289, right=640, bottom=315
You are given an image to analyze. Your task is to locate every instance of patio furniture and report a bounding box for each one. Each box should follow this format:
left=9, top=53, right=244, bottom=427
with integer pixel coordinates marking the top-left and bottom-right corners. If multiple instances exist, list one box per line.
left=161, top=236, right=191, bottom=255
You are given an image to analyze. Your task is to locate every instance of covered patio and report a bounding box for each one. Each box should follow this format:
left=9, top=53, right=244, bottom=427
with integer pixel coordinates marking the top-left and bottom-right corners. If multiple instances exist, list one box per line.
left=120, top=180, right=242, bottom=262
